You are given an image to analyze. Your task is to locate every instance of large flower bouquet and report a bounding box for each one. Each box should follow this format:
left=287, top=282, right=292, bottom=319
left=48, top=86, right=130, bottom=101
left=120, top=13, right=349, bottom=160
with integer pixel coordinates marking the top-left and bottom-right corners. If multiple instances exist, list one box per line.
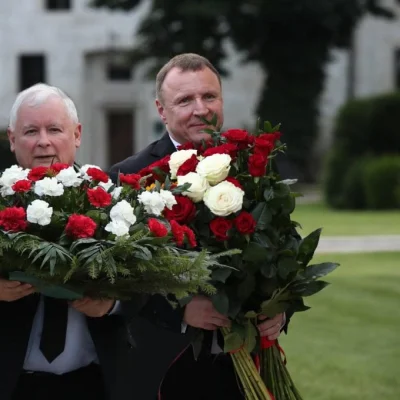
left=139, top=119, right=339, bottom=400
left=0, top=163, right=225, bottom=300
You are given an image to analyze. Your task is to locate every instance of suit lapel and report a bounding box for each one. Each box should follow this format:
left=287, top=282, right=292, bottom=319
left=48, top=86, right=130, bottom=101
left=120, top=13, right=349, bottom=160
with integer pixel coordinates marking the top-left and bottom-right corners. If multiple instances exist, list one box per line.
left=150, top=133, right=176, bottom=159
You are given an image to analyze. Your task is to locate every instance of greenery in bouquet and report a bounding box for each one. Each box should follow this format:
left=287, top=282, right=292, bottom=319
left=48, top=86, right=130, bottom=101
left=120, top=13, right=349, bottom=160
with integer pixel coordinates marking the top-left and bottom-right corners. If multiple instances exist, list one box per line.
left=138, top=117, right=339, bottom=400
left=0, top=162, right=226, bottom=300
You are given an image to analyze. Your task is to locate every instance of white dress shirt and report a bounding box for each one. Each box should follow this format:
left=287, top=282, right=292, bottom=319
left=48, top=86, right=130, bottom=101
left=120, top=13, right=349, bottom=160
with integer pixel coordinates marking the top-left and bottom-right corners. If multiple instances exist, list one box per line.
left=23, top=295, right=120, bottom=374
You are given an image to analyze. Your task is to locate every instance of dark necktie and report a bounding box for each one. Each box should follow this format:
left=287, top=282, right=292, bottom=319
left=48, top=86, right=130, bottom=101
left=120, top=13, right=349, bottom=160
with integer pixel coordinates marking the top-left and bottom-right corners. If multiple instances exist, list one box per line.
left=39, top=296, right=68, bottom=363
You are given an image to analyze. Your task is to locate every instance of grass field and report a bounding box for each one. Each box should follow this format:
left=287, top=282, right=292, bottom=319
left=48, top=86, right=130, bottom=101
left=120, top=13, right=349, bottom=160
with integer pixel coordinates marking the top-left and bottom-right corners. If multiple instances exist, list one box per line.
left=292, top=202, right=400, bottom=236
left=279, top=252, right=400, bottom=400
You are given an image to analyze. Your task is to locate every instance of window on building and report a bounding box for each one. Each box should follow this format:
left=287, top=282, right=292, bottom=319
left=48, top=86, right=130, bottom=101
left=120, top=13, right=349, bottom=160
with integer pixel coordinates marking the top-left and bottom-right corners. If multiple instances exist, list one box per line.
left=45, top=0, right=71, bottom=10
left=395, top=48, right=400, bottom=89
left=106, top=64, right=132, bottom=81
left=19, top=54, right=46, bottom=91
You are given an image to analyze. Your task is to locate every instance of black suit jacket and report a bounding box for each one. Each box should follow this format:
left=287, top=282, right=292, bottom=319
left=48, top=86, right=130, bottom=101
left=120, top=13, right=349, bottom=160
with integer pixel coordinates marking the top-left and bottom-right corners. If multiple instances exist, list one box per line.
left=109, top=133, right=193, bottom=398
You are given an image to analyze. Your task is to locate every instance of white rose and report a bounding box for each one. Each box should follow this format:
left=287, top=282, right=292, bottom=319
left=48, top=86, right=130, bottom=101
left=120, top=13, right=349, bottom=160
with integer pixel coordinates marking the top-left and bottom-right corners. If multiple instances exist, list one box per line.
left=203, top=181, right=244, bottom=216
left=177, top=172, right=208, bottom=203
left=34, top=177, right=64, bottom=197
left=160, top=189, right=177, bottom=210
left=196, top=154, right=231, bottom=186
left=27, top=199, right=53, bottom=226
left=56, top=167, right=83, bottom=187
left=137, top=191, right=166, bottom=216
left=105, top=219, right=130, bottom=237
left=168, top=149, right=198, bottom=179
left=110, top=200, right=136, bottom=226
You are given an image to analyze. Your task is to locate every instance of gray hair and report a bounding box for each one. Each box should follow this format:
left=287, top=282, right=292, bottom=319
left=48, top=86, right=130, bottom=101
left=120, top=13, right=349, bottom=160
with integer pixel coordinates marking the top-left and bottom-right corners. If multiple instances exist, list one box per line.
left=8, top=83, right=79, bottom=130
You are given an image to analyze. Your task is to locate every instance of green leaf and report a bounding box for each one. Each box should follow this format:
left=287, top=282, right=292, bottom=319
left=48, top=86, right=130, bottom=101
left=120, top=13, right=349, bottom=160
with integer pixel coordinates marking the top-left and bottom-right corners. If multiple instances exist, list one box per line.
left=223, top=332, right=243, bottom=353
left=237, top=274, right=256, bottom=301
left=251, top=203, right=272, bottom=230
left=211, top=268, right=232, bottom=283
left=260, top=263, right=277, bottom=278
left=244, top=310, right=258, bottom=318
left=263, top=187, right=274, bottom=201
left=278, top=258, right=300, bottom=280
left=303, top=262, right=339, bottom=280
left=244, top=321, right=258, bottom=353
left=263, top=121, right=273, bottom=132
left=273, top=183, right=291, bottom=198
left=242, top=242, right=269, bottom=262
left=291, top=280, right=330, bottom=296
left=212, top=291, right=229, bottom=315
left=298, top=228, right=322, bottom=266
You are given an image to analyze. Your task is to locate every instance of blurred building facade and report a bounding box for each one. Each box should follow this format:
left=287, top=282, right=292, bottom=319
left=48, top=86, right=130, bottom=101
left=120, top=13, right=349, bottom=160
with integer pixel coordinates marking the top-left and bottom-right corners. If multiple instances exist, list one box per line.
left=0, top=0, right=399, bottom=169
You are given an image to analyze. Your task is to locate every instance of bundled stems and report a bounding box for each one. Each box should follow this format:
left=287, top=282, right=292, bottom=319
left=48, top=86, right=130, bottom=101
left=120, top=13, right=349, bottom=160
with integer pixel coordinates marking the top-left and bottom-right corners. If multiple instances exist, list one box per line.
left=221, top=328, right=273, bottom=400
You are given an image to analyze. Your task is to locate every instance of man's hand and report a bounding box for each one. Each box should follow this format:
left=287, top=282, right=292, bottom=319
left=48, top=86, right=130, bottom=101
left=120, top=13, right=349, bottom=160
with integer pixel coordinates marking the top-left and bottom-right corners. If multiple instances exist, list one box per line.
left=0, top=278, right=35, bottom=302
left=258, top=313, right=285, bottom=340
left=71, top=297, right=115, bottom=317
left=183, top=295, right=230, bottom=330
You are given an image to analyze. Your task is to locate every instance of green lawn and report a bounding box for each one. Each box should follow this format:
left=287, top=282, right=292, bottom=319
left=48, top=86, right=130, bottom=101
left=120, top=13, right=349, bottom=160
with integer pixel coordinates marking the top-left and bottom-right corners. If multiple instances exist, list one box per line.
left=292, top=202, right=400, bottom=236
left=279, top=252, right=400, bottom=400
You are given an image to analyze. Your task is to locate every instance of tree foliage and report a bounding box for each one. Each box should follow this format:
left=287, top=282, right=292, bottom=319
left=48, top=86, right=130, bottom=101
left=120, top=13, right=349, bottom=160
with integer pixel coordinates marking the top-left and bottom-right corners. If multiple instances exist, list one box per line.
left=93, top=0, right=399, bottom=180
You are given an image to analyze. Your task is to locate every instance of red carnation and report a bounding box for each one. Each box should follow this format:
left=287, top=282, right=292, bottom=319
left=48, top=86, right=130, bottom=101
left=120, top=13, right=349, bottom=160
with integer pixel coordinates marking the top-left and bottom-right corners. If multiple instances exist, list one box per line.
left=86, top=168, right=109, bottom=183
left=12, top=179, right=32, bottom=193
left=139, top=155, right=171, bottom=183
left=210, top=217, right=233, bottom=241
left=119, top=173, right=141, bottom=190
left=177, top=154, right=199, bottom=176
left=87, top=187, right=112, bottom=208
left=203, top=143, right=238, bottom=158
left=170, top=220, right=185, bottom=246
left=248, top=154, right=268, bottom=177
left=234, top=211, right=256, bottom=235
left=177, top=142, right=195, bottom=150
left=164, top=196, right=196, bottom=224
left=182, top=225, right=197, bottom=248
left=49, top=163, right=70, bottom=174
left=148, top=218, right=168, bottom=237
left=225, top=177, right=243, bottom=189
left=28, top=166, right=49, bottom=181
left=0, top=207, right=28, bottom=232
left=65, top=214, right=97, bottom=239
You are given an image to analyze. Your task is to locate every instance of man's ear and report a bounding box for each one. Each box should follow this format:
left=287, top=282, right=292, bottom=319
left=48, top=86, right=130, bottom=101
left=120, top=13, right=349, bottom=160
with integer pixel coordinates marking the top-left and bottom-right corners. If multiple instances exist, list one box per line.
left=74, top=123, right=82, bottom=148
left=155, top=99, right=167, bottom=124
left=7, top=128, right=15, bottom=153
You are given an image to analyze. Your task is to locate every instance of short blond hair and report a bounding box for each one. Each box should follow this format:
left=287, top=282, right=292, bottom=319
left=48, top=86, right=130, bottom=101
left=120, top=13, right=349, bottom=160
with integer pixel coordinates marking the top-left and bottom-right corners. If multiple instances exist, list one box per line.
left=156, top=53, right=221, bottom=103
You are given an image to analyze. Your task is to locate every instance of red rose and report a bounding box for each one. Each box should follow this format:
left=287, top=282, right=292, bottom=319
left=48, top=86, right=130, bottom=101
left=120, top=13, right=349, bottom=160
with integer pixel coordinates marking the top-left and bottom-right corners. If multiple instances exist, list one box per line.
left=182, top=225, right=197, bottom=248
left=86, top=168, right=109, bottom=183
left=254, top=133, right=278, bottom=157
left=222, top=129, right=252, bottom=149
left=49, top=163, right=70, bottom=174
left=0, top=207, right=27, bottom=232
left=177, top=154, right=199, bottom=176
left=164, top=196, right=196, bottom=224
left=87, top=187, right=112, bottom=208
left=210, top=217, right=233, bottom=241
left=12, top=179, right=32, bottom=193
left=119, top=173, right=141, bottom=190
left=260, top=132, right=282, bottom=142
left=65, top=214, right=97, bottom=239
left=248, top=154, right=268, bottom=177
left=177, top=142, right=195, bottom=150
left=170, top=220, right=184, bottom=246
left=28, top=166, right=49, bottom=181
left=225, top=177, right=243, bottom=189
left=148, top=218, right=168, bottom=237
left=234, top=211, right=256, bottom=235
left=203, top=143, right=238, bottom=159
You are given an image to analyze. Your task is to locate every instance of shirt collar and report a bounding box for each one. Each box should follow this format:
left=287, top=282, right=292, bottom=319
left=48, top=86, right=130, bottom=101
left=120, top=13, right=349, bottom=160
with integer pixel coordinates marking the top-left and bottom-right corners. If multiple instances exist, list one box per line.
left=168, top=134, right=181, bottom=150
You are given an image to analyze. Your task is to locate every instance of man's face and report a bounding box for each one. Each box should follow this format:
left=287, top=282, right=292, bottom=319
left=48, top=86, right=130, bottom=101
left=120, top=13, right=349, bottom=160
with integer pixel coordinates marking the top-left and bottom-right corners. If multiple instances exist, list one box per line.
left=8, top=96, right=81, bottom=169
left=156, top=67, right=224, bottom=145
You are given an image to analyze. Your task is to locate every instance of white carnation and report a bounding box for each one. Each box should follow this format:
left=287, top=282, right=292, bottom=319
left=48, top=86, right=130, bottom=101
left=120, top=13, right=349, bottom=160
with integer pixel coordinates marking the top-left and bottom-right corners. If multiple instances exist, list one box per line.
left=34, top=177, right=64, bottom=197
left=196, top=154, right=231, bottom=186
left=137, top=191, right=166, bottom=216
left=168, top=149, right=198, bottom=179
left=80, top=164, right=103, bottom=181
left=27, top=199, right=53, bottom=226
left=203, top=181, right=244, bottom=216
left=177, top=172, right=208, bottom=203
left=99, top=179, right=114, bottom=192
left=110, top=200, right=136, bottom=226
left=160, top=189, right=177, bottom=210
left=105, top=219, right=130, bottom=237
left=111, top=186, right=122, bottom=200
left=56, top=167, right=83, bottom=187
left=0, top=165, right=29, bottom=196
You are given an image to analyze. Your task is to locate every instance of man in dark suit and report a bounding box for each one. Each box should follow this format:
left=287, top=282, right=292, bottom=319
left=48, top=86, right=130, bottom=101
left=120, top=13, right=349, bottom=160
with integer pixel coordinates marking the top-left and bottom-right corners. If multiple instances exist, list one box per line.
left=110, top=53, right=286, bottom=400
left=1, top=83, right=186, bottom=400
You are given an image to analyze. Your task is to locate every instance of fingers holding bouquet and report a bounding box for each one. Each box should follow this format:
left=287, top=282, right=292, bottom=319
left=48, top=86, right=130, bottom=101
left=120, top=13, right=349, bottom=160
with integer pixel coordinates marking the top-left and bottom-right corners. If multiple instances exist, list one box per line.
left=183, top=295, right=231, bottom=330
left=0, top=278, right=35, bottom=302
left=257, top=313, right=285, bottom=341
